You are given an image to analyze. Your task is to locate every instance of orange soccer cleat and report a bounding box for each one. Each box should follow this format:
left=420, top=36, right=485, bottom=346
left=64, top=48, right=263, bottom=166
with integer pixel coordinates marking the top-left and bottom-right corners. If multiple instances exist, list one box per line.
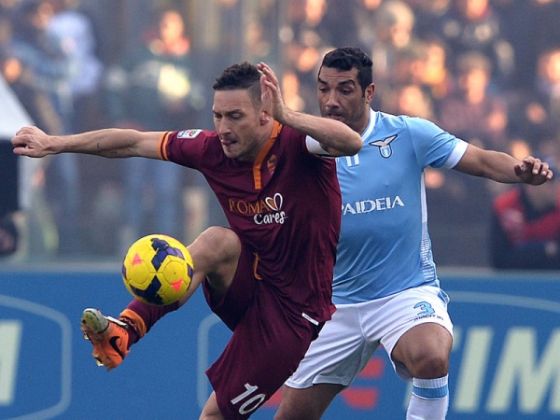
left=81, top=308, right=130, bottom=370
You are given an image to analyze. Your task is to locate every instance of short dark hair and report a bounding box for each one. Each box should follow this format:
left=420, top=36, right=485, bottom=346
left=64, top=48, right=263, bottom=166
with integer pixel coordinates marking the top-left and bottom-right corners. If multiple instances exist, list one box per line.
left=320, top=47, right=373, bottom=91
left=213, top=62, right=262, bottom=106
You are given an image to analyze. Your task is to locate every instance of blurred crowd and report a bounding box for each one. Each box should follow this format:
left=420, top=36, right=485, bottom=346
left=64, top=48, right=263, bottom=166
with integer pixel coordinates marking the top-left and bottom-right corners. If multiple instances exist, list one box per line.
left=1, top=0, right=559, bottom=268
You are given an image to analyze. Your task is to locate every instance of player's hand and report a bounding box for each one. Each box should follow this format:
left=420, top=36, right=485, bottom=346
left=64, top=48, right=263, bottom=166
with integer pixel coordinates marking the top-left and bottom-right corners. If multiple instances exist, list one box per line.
left=11, top=126, right=54, bottom=158
left=257, top=62, right=287, bottom=123
left=514, top=156, right=554, bottom=185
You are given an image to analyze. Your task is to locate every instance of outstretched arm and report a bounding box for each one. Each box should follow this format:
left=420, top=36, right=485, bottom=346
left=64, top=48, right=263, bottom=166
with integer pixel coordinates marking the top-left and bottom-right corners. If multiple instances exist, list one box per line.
left=12, top=126, right=164, bottom=159
left=257, top=62, right=362, bottom=157
left=454, top=144, right=553, bottom=185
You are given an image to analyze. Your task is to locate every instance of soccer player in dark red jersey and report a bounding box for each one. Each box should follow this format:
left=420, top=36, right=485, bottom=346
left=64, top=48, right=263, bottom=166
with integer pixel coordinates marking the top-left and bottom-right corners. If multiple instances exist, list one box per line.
left=11, top=62, right=362, bottom=419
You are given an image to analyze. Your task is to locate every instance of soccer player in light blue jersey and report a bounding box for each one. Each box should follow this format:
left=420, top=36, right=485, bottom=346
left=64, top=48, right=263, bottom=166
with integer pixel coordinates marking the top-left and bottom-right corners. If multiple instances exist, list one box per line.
left=275, top=47, right=554, bottom=420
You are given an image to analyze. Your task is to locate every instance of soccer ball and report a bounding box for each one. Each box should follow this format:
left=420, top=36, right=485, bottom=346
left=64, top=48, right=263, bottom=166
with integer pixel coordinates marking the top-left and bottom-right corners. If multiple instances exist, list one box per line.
left=121, top=234, right=194, bottom=305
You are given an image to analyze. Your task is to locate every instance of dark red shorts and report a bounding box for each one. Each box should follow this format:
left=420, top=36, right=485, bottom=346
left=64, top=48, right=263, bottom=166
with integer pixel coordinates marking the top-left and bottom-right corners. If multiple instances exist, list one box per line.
left=203, top=246, right=321, bottom=419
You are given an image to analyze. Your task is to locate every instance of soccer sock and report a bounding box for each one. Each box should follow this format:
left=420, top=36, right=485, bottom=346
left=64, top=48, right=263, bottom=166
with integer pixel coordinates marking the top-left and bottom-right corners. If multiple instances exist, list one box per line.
left=119, top=300, right=180, bottom=346
left=406, top=375, right=449, bottom=420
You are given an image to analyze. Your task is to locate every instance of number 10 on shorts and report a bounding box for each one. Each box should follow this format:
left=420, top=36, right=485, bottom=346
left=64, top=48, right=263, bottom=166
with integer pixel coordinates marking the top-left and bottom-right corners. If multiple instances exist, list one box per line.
left=230, top=383, right=266, bottom=415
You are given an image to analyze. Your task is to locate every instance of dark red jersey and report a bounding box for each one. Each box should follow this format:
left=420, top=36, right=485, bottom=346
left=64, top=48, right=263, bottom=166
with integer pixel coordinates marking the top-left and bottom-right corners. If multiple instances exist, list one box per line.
left=160, top=123, right=340, bottom=322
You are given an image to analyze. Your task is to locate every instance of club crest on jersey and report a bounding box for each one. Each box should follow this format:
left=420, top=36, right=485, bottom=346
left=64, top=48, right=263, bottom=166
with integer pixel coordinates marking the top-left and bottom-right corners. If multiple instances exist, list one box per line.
left=369, top=134, right=398, bottom=158
left=177, top=129, right=202, bottom=139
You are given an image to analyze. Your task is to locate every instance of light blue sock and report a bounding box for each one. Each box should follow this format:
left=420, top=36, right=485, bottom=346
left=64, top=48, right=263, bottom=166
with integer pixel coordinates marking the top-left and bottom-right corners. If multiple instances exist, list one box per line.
left=407, top=375, right=449, bottom=420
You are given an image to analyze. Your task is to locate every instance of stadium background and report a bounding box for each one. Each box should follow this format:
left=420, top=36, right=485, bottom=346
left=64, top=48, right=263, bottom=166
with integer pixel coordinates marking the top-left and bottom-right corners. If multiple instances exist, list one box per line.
left=1, top=0, right=559, bottom=419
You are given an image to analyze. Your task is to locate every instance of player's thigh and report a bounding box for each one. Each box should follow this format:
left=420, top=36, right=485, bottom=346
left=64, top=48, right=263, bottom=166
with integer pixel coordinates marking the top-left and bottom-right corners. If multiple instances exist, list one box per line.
left=202, top=244, right=257, bottom=330
left=206, top=287, right=318, bottom=419
left=285, top=303, right=377, bottom=389
left=200, top=392, right=224, bottom=420
left=187, top=226, right=241, bottom=293
left=379, top=285, right=453, bottom=379
left=391, top=322, right=453, bottom=375
left=275, top=383, right=343, bottom=420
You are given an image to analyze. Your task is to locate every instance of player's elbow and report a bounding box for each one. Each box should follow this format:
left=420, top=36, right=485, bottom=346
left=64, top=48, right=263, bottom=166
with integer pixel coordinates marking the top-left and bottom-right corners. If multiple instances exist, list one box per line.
left=347, top=133, right=363, bottom=155
left=337, top=132, right=362, bottom=156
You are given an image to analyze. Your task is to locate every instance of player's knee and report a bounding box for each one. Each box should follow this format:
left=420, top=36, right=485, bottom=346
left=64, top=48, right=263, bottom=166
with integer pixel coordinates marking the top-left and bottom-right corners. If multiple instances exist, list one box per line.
left=191, top=226, right=241, bottom=268
left=410, top=351, right=449, bottom=378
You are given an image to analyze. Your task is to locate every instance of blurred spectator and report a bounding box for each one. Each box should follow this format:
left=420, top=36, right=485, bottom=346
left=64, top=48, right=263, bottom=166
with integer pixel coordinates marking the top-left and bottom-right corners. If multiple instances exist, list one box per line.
left=47, top=0, right=103, bottom=132
left=280, top=0, right=333, bottom=113
left=0, top=0, right=22, bottom=17
left=438, top=51, right=508, bottom=150
left=535, top=47, right=560, bottom=130
left=389, top=41, right=427, bottom=87
left=8, top=0, right=68, bottom=132
left=104, top=6, right=207, bottom=249
left=0, top=214, right=18, bottom=256
left=490, top=159, right=560, bottom=269
left=7, top=0, right=82, bottom=256
left=406, top=0, right=451, bottom=39
left=354, top=0, right=383, bottom=48
left=507, top=46, right=560, bottom=147
left=369, top=0, right=418, bottom=82
left=0, top=141, right=19, bottom=257
left=419, top=36, right=452, bottom=101
left=508, top=44, right=560, bottom=143
left=435, top=0, right=514, bottom=86
left=390, top=83, right=435, bottom=119
left=1, top=0, right=558, bottom=266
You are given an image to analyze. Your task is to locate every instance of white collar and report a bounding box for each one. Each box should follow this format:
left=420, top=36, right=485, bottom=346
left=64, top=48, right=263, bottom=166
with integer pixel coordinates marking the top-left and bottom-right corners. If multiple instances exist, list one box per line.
left=361, top=109, right=376, bottom=139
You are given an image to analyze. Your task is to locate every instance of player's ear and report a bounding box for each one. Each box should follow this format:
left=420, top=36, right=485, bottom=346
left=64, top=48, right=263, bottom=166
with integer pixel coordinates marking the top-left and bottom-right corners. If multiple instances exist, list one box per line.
left=260, top=110, right=271, bottom=125
left=365, top=83, right=375, bottom=103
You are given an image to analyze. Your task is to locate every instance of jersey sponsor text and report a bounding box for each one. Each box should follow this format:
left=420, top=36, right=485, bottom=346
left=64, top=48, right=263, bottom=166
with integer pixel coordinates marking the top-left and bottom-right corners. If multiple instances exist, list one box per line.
left=342, top=195, right=404, bottom=215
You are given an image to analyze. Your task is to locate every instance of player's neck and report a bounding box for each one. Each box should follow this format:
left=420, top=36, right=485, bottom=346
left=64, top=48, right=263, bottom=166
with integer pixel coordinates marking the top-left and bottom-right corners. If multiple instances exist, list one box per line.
left=355, top=110, right=371, bottom=135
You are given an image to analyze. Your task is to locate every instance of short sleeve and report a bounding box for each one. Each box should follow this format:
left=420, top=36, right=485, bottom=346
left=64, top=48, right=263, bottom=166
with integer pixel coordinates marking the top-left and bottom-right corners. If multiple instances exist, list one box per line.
left=162, top=129, right=212, bottom=169
left=407, top=117, right=463, bottom=169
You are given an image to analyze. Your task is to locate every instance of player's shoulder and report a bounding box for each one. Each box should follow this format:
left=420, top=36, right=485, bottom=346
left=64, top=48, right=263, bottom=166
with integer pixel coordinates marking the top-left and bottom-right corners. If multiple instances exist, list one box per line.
left=165, top=129, right=220, bottom=163
left=168, top=129, right=219, bottom=150
left=377, top=112, right=440, bottom=133
left=278, top=124, right=306, bottom=141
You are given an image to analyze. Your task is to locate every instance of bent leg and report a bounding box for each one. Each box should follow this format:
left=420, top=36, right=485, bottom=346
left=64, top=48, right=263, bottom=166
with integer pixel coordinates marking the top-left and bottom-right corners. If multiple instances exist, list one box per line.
left=275, top=384, right=342, bottom=420
left=275, top=303, right=376, bottom=419
left=123, top=226, right=241, bottom=342
left=391, top=323, right=452, bottom=420
left=185, top=226, right=241, bottom=301
left=391, top=323, right=452, bottom=379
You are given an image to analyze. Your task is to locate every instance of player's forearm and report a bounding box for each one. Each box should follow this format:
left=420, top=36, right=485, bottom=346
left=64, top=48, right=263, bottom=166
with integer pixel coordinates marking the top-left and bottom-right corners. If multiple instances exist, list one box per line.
left=456, top=146, right=523, bottom=183
left=478, top=151, right=525, bottom=183
left=50, top=128, right=155, bottom=159
left=281, top=109, right=362, bottom=156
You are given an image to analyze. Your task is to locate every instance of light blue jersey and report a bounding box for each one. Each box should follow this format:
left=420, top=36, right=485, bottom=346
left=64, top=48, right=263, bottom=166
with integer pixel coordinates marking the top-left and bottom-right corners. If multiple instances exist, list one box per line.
left=333, top=110, right=467, bottom=304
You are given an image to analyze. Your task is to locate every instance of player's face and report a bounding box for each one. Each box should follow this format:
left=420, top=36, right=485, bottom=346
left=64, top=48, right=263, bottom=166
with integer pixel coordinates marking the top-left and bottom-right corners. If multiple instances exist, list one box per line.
left=212, top=89, right=265, bottom=161
left=317, top=66, right=373, bottom=134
